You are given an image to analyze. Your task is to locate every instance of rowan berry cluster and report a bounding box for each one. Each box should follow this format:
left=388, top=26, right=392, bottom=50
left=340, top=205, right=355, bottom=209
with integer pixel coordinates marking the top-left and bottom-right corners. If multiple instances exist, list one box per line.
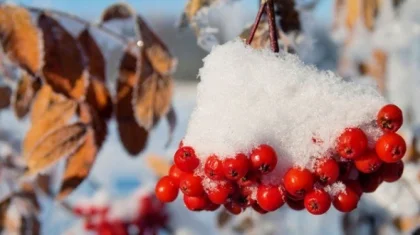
left=155, top=104, right=406, bottom=215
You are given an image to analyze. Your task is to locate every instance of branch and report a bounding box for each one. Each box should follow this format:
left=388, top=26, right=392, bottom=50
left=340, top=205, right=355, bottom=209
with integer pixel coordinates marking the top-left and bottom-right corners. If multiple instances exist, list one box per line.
left=246, top=2, right=267, bottom=45
left=266, top=0, right=279, bottom=53
left=25, top=6, right=132, bottom=45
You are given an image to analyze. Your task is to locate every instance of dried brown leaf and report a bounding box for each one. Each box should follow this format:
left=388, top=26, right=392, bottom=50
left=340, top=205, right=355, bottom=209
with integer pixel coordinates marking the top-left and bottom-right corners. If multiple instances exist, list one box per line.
left=16, top=183, right=40, bottom=213
left=100, top=3, right=134, bottom=23
left=0, top=197, right=11, bottom=233
left=0, top=86, right=11, bottom=109
left=233, top=217, right=254, bottom=233
left=136, top=16, right=176, bottom=75
left=29, top=85, right=53, bottom=122
left=146, top=154, right=171, bottom=177
left=38, top=13, right=88, bottom=100
left=78, top=102, right=107, bottom=148
left=77, top=29, right=105, bottom=82
left=20, top=216, right=40, bottom=235
left=274, top=0, right=301, bottom=33
left=36, top=174, right=52, bottom=196
left=57, top=128, right=97, bottom=200
left=217, top=209, right=232, bottom=228
left=23, top=99, right=77, bottom=159
left=12, top=72, right=41, bottom=119
left=86, top=78, right=113, bottom=120
left=0, top=5, right=42, bottom=75
left=116, top=52, right=148, bottom=156
left=180, top=0, right=216, bottom=28
left=25, top=122, right=88, bottom=176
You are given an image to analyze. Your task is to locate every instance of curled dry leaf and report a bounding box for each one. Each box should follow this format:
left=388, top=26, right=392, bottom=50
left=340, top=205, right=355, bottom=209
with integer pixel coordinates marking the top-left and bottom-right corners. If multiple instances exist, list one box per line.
left=0, top=86, right=12, bottom=109
left=0, top=197, right=11, bottom=233
left=136, top=16, right=177, bottom=75
left=78, top=102, right=107, bottom=148
left=133, top=49, right=174, bottom=130
left=146, top=154, right=171, bottom=178
left=15, top=183, right=40, bottom=213
left=0, top=5, right=42, bottom=75
left=12, top=71, right=41, bottom=119
left=86, top=76, right=113, bottom=120
left=25, top=122, right=88, bottom=176
left=19, top=215, right=40, bottom=235
left=240, top=21, right=270, bottom=50
left=274, top=0, right=301, bottom=33
left=23, top=98, right=77, bottom=159
left=35, top=174, right=52, bottom=196
left=77, top=29, right=105, bottom=82
left=100, top=3, right=134, bottom=23
left=116, top=51, right=148, bottom=156
left=180, top=0, right=216, bottom=28
left=30, top=85, right=53, bottom=122
left=38, top=13, right=88, bottom=100
left=57, top=127, right=97, bottom=200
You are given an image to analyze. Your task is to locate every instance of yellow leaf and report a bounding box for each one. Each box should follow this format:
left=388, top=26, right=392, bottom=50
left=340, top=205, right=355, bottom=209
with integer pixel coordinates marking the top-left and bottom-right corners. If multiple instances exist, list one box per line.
left=12, top=71, right=41, bottom=119
left=77, top=29, right=106, bottom=82
left=100, top=3, right=134, bottom=23
left=146, top=154, right=170, bottom=177
left=86, top=78, right=113, bottom=120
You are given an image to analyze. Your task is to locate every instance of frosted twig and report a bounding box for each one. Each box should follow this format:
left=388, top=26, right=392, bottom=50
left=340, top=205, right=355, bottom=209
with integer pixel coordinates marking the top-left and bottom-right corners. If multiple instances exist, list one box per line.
left=246, top=1, right=266, bottom=45
left=25, top=6, right=132, bottom=44
left=266, top=0, right=279, bottom=52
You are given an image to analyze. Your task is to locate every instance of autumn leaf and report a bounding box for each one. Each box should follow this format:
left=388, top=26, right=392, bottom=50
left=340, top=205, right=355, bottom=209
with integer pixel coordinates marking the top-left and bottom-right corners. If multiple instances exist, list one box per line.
left=180, top=0, right=216, bottom=28
left=36, top=174, right=52, bottom=196
left=25, top=122, right=88, bottom=176
left=0, top=197, right=11, bottom=233
left=100, top=3, right=134, bottom=23
left=0, top=5, right=42, bottom=75
left=146, top=154, right=171, bottom=177
left=78, top=102, right=107, bottom=148
left=86, top=78, right=113, bottom=120
left=38, top=13, right=88, bottom=100
left=29, top=85, right=53, bottom=122
left=274, top=0, right=301, bottom=33
left=136, top=16, right=177, bottom=75
left=23, top=99, right=77, bottom=159
left=0, top=86, right=11, bottom=109
left=133, top=49, right=174, bottom=130
left=19, top=216, right=40, bottom=235
left=15, top=183, right=40, bottom=213
left=77, top=29, right=105, bottom=82
left=240, top=22, right=270, bottom=49
left=217, top=209, right=232, bottom=228
left=116, top=51, right=148, bottom=156
left=12, top=71, right=41, bottom=119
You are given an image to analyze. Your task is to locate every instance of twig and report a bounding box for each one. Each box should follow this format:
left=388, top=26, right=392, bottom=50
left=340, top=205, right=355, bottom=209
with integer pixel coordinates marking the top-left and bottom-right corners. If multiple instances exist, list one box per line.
left=266, top=0, right=279, bottom=53
left=25, top=6, right=132, bottom=44
left=246, top=1, right=267, bottom=45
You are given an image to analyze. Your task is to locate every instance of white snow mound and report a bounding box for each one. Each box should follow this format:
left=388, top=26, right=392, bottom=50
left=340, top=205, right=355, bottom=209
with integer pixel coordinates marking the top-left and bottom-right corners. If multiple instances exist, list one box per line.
left=183, top=39, right=386, bottom=176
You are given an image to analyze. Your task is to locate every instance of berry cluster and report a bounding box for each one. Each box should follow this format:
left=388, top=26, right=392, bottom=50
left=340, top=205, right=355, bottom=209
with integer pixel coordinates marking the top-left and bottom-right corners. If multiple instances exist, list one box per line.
left=155, top=104, right=406, bottom=215
left=73, top=194, right=168, bottom=235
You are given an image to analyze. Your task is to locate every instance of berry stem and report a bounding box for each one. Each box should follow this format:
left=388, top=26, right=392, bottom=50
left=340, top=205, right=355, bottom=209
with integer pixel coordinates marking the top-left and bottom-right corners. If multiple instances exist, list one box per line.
left=246, top=1, right=267, bottom=45
left=266, top=0, right=279, bottom=53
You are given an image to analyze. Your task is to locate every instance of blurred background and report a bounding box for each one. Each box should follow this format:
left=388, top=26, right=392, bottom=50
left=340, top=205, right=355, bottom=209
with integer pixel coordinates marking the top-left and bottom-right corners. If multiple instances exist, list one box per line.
left=0, top=0, right=419, bottom=234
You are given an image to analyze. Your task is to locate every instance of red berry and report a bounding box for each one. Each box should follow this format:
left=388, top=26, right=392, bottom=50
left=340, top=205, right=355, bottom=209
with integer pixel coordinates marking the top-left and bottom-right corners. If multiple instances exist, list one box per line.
left=169, top=164, right=185, bottom=186
left=359, top=171, right=383, bottom=193
left=286, top=196, right=305, bottom=211
left=338, top=161, right=359, bottom=181
left=237, top=171, right=260, bottom=187
left=283, top=167, right=315, bottom=199
left=222, top=153, right=249, bottom=180
left=381, top=160, right=404, bottom=182
left=249, top=144, right=278, bottom=174
left=155, top=176, right=179, bottom=203
left=256, top=185, right=285, bottom=211
left=204, top=155, right=225, bottom=180
left=207, top=181, right=234, bottom=204
left=224, top=201, right=243, bottom=215
left=336, top=128, right=368, bottom=159
left=315, top=158, right=340, bottom=185
left=376, top=133, right=406, bottom=163
left=183, top=195, right=209, bottom=211
left=354, top=151, right=383, bottom=173
left=206, top=202, right=221, bottom=211
left=174, top=146, right=200, bottom=172
left=333, top=187, right=359, bottom=212
left=252, top=203, right=268, bottom=214
left=377, top=104, right=403, bottom=133
left=73, top=206, right=85, bottom=216
left=179, top=174, right=204, bottom=197
left=343, top=180, right=363, bottom=197
left=84, top=218, right=97, bottom=230
left=304, top=189, right=331, bottom=215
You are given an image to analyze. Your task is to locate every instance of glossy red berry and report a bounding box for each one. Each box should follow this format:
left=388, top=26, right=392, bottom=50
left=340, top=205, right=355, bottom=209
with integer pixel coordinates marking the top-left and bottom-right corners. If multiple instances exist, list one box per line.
left=283, top=167, right=315, bottom=199
left=381, top=160, right=404, bottom=182
left=237, top=171, right=260, bottom=187
left=376, top=133, right=406, bottom=163
left=206, top=202, right=221, bottom=211
left=256, top=185, right=285, bottom=211
left=343, top=180, right=363, bottom=198
left=286, top=196, right=305, bottom=211
left=174, top=146, right=200, bottom=172
left=169, top=164, right=185, bottom=186
left=155, top=176, right=179, bottom=202
left=204, top=155, right=225, bottom=180
left=179, top=174, right=204, bottom=197
left=333, top=187, right=359, bottom=212
left=377, top=104, right=403, bottom=133
left=315, top=158, right=340, bottom=185
left=184, top=195, right=209, bottom=211
left=336, top=128, right=368, bottom=159
left=252, top=203, right=268, bottom=214
left=304, top=189, right=331, bottom=215
left=207, top=181, right=234, bottom=204
left=224, top=201, right=243, bottom=215
left=249, top=144, right=278, bottom=174
left=354, top=151, right=383, bottom=173
left=338, top=161, right=359, bottom=181
left=359, top=171, right=383, bottom=193
left=222, top=154, right=249, bottom=180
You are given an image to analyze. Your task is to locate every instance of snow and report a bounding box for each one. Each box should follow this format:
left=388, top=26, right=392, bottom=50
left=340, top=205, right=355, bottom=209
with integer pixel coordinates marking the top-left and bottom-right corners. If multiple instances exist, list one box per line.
left=184, top=40, right=386, bottom=180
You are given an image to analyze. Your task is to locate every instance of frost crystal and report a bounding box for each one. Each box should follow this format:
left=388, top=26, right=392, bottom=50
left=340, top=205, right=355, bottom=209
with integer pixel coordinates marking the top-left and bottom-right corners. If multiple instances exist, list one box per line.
left=184, top=40, right=385, bottom=176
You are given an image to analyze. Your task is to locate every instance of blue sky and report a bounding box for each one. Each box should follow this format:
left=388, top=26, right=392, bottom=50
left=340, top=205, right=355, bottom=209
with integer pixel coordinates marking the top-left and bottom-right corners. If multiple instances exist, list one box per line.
left=14, top=0, right=333, bottom=23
